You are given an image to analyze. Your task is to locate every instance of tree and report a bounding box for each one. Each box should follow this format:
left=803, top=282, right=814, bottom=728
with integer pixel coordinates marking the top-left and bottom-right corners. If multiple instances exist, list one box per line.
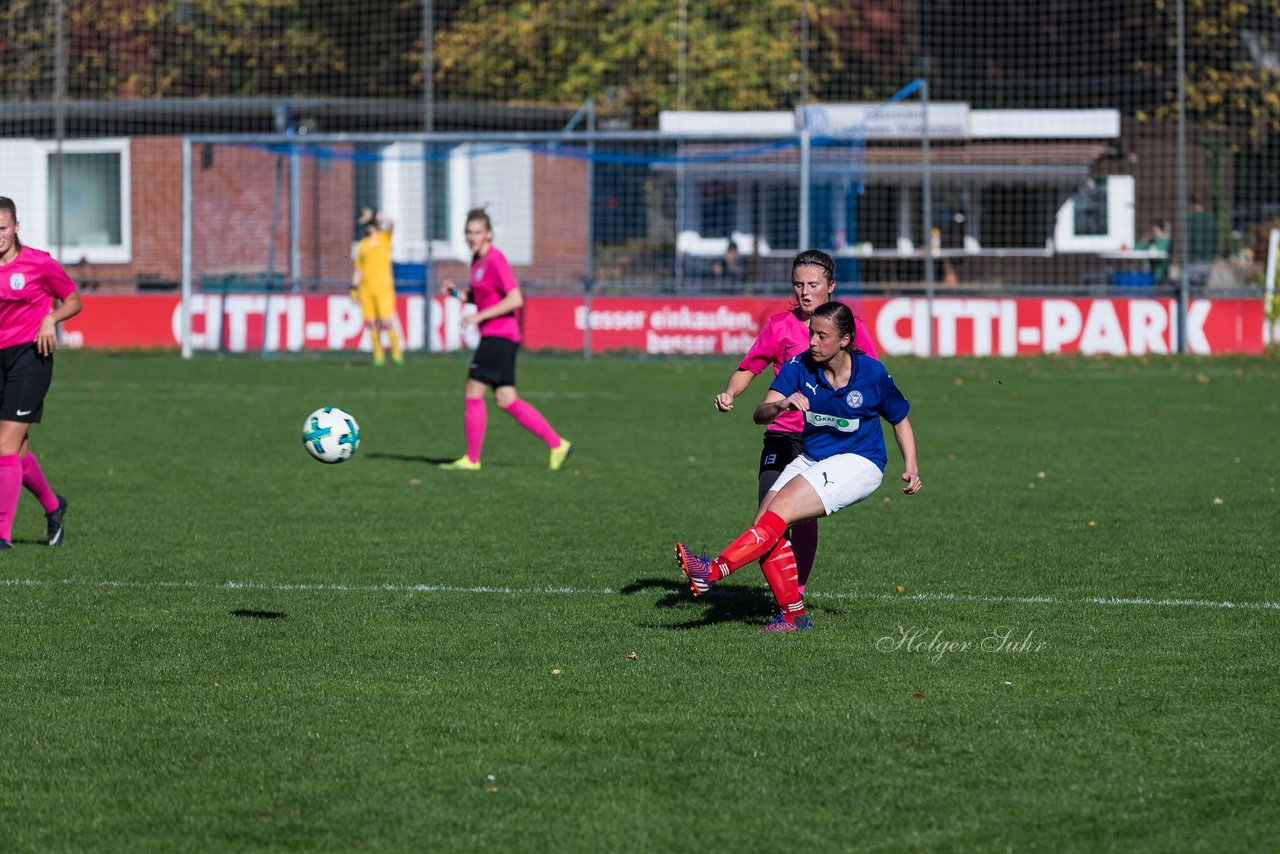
left=0, top=0, right=423, bottom=101
left=432, top=0, right=848, bottom=124
left=1139, top=0, right=1280, bottom=140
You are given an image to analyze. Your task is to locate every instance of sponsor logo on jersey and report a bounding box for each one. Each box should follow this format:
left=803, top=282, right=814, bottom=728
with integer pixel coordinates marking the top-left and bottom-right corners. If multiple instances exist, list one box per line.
left=474, top=268, right=484, bottom=282
left=846, top=389, right=863, bottom=408
left=806, top=412, right=859, bottom=432
left=9, top=273, right=25, bottom=290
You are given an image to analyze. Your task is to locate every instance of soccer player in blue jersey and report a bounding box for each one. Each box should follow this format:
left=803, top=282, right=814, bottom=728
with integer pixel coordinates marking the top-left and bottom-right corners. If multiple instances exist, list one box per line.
left=676, top=301, right=921, bottom=632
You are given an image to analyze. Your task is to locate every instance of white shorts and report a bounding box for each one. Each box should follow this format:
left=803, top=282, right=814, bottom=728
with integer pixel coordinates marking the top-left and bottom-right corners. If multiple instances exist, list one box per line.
left=771, top=452, right=884, bottom=516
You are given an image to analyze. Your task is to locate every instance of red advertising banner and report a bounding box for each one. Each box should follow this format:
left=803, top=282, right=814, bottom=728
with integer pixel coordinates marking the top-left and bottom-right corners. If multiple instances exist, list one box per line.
left=522, top=295, right=1267, bottom=356
left=59, top=293, right=1267, bottom=356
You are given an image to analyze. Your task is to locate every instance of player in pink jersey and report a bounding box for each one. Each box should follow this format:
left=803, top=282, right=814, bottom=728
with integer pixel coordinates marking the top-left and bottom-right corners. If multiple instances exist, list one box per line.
left=0, top=197, right=83, bottom=548
left=437, top=208, right=572, bottom=472
left=710, top=250, right=877, bottom=598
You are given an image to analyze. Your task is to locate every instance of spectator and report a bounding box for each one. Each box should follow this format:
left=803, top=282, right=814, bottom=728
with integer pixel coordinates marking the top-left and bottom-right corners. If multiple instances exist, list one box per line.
left=1186, top=199, right=1218, bottom=285
left=711, top=241, right=745, bottom=289
left=1136, top=222, right=1171, bottom=281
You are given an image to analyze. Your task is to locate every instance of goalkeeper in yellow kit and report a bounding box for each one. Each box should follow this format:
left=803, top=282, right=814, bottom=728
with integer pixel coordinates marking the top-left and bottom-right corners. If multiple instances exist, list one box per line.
left=351, top=207, right=404, bottom=366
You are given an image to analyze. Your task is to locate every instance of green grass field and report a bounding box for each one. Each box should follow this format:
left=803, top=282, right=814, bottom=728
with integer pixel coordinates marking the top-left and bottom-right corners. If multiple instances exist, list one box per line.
left=1, top=350, right=1277, bottom=851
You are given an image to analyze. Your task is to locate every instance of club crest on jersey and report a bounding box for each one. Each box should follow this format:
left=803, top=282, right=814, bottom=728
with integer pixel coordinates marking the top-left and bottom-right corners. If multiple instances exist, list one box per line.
left=846, top=390, right=863, bottom=408
left=8, top=273, right=25, bottom=291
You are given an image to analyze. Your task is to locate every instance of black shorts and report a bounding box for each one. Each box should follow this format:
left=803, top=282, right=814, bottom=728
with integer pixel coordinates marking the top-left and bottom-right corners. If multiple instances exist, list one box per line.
left=0, top=343, right=53, bottom=423
left=468, top=336, right=519, bottom=388
left=759, top=430, right=805, bottom=475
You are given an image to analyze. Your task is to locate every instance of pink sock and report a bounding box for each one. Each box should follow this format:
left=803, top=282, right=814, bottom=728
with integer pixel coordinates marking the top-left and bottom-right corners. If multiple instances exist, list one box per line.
left=21, top=453, right=58, bottom=513
left=0, top=454, right=22, bottom=542
left=464, top=398, right=487, bottom=463
left=502, top=399, right=560, bottom=448
left=791, top=518, right=819, bottom=591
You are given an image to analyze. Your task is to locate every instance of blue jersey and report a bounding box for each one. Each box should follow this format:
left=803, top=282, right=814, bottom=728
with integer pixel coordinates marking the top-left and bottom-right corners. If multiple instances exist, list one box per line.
left=769, top=352, right=910, bottom=469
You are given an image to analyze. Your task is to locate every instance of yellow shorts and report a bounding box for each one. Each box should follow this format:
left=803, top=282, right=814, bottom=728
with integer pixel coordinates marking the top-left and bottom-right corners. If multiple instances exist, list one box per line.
left=359, top=286, right=396, bottom=322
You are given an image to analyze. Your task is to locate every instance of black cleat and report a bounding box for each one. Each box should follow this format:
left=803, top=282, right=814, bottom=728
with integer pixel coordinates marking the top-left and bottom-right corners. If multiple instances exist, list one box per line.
left=0, top=538, right=11, bottom=550
left=46, top=495, right=67, bottom=546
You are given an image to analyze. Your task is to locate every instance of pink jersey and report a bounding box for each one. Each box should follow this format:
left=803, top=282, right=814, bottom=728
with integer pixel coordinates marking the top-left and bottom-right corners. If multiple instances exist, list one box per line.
left=0, top=247, right=78, bottom=350
left=469, top=246, right=521, bottom=343
left=738, top=306, right=879, bottom=433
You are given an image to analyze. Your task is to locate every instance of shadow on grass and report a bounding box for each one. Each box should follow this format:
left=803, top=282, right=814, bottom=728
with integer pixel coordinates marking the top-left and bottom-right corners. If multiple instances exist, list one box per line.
left=621, top=577, right=777, bottom=629
left=229, top=609, right=287, bottom=620
left=365, top=451, right=457, bottom=465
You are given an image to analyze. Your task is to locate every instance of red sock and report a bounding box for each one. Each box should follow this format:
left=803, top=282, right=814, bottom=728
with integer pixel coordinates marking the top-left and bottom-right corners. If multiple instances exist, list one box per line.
left=760, top=538, right=804, bottom=617
left=0, top=454, right=21, bottom=542
left=21, top=452, right=58, bottom=514
left=711, top=511, right=787, bottom=580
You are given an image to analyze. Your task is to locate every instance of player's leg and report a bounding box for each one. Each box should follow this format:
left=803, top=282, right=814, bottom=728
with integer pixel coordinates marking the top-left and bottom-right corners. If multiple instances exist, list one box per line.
left=440, top=377, right=488, bottom=470
left=18, top=438, right=65, bottom=545
left=790, top=517, right=818, bottom=594
left=751, top=474, right=826, bottom=629
left=491, top=342, right=572, bottom=469
left=759, top=454, right=882, bottom=616
left=497, top=384, right=559, bottom=446
left=443, top=339, right=508, bottom=470
left=757, top=537, right=811, bottom=632
left=757, top=431, right=818, bottom=594
left=0, top=345, right=55, bottom=547
left=359, top=291, right=383, bottom=365
left=0, top=420, right=26, bottom=547
left=677, top=454, right=813, bottom=594
left=374, top=289, right=403, bottom=364
left=675, top=509, right=789, bottom=596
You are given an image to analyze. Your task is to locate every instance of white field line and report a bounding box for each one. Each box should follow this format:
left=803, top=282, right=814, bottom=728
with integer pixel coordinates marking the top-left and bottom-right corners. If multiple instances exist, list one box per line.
left=2, top=577, right=1278, bottom=612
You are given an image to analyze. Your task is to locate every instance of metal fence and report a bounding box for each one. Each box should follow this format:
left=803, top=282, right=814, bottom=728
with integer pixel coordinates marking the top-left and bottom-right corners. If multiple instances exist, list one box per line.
left=3, top=2, right=1278, bottom=322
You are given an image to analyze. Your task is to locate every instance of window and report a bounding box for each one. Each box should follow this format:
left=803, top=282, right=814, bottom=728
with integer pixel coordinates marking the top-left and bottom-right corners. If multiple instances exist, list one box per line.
left=697, top=180, right=737, bottom=237
left=39, top=140, right=131, bottom=264
left=425, top=152, right=449, bottom=243
left=379, top=143, right=532, bottom=264
left=1070, top=178, right=1108, bottom=237
left=978, top=184, right=1057, bottom=249
left=1053, top=175, right=1135, bottom=252
left=355, top=144, right=445, bottom=241
left=849, top=184, right=901, bottom=250
left=758, top=182, right=799, bottom=251
left=379, top=142, right=459, bottom=261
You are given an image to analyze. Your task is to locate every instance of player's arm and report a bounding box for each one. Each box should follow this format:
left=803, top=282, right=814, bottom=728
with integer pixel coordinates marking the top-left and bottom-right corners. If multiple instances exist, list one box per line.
left=36, top=290, right=82, bottom=357
left=377, top=213, right=394, bottom=232
left=753, top=389, right=807, bottom=424
left=463, top=285, right=523, bottom=327
left=892, top=416, right=922, bottom=494
left=714, top=368, right=757, bottom=412
left=436, top=279, right=470, bottom=301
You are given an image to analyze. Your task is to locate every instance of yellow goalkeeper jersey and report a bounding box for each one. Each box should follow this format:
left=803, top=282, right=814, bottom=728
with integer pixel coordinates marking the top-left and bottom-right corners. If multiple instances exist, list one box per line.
left=355, top=230, right=394, bottom=293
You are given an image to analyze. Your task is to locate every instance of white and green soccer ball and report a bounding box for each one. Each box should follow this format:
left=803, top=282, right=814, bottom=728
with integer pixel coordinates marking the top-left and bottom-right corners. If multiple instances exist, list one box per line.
left=302, top=406, right=361, bottom=464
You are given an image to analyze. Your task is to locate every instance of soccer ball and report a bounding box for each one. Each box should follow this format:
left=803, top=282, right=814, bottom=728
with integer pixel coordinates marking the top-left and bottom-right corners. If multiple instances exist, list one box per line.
left=302, top=406, right=361, bottom=464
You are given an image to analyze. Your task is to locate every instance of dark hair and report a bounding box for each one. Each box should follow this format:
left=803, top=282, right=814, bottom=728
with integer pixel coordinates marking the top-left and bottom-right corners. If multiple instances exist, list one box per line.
left=465, top=207, right=492, bottom=230
left=0, top=197, right=20, bottom=250
left=811, top=300, right=865, bottom=355
left=791, top=249, right=835, bottom=283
